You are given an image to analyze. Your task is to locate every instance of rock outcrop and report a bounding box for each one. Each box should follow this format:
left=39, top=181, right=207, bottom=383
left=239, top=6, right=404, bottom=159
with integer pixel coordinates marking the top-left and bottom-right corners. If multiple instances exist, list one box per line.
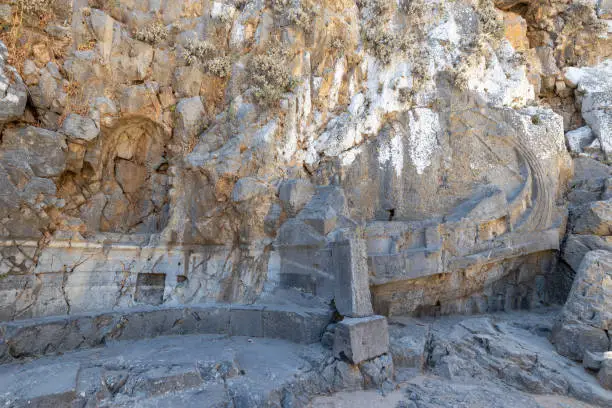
left=0, top=0, right=611, bottom=405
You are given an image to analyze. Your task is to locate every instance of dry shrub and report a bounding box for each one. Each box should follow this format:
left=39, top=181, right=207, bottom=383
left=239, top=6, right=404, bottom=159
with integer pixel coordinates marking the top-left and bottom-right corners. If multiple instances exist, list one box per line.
left=16, top=0, right=56, bottom=18
left=247, top=44, right=294, bottom=104
left=134, top=20, right=169, bottom=45
left=270, top=0, right=314, bottom=31
left=183, top=38, right=232, bottom=78
left=477, top=0, right=504, bottom=42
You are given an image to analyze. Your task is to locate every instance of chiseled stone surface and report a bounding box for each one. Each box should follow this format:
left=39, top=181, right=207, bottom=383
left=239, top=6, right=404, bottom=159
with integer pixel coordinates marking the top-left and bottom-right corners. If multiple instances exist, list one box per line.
left=331, top=236, right=373, bottom=318
left=333, top=315, right=389, bottom=364
left=0, top=0, right=589, bottom=320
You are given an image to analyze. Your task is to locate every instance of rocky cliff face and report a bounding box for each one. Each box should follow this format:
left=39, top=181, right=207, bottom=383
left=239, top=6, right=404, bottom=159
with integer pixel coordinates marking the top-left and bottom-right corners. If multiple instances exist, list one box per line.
left=0, top=0, right=609, bottom=321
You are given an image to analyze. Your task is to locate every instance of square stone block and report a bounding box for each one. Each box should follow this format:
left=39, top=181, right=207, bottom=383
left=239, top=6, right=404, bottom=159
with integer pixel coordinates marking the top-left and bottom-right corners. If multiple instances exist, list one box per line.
left=333, top=315, right=389, bottom=364
left=229, top=305, right=264, bottom=337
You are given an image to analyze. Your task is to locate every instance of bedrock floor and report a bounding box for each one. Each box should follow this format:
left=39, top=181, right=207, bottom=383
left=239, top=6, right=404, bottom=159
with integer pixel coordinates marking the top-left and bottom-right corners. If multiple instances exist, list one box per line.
left=1, top=308, right=610, bottom=408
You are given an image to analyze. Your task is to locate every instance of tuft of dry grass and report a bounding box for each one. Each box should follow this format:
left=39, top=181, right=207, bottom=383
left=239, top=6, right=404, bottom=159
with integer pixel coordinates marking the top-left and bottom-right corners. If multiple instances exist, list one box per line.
left=77, top=38, right=97, bottom=51
left=58, top=80, right=89, bottom=126
left=0, top=8, right=28, bottom=72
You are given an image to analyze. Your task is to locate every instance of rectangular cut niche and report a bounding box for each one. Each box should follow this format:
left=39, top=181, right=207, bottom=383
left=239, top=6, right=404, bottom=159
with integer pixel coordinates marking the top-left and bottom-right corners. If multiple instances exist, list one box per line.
left=135, top=273, right=166, bottom=305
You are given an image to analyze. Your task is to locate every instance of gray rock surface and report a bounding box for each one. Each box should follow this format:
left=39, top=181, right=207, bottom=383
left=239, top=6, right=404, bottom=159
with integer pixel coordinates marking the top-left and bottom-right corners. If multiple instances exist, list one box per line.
left=279, top=179, right=315, bottom=217
left=60, top=113, right=100, bottom=141
left=551, top=250, right=612, bottom=361
left=600, top=355, right=612, bottom=390
left=566, top=126, right=595, bottom=154
left=0, top=41, right=27, bottom=123
left=571, top=61, right=612, bottom=160
left=1, top=126, right=67, bottom=178
left=572, top=199, right=612, bottom=235
left=425, top=310, right=612, bottom=406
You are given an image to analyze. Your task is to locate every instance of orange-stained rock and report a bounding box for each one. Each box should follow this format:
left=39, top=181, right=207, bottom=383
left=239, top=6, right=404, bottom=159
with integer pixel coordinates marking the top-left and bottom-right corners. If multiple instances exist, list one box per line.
left=503, top=11, right=529, bottom=52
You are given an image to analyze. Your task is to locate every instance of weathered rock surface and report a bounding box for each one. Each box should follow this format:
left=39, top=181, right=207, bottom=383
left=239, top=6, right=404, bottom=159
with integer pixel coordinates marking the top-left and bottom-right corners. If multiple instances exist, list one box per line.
left=0, top=1, right=610, bottom=405
left=424, top=311, right=612, bottom=406
left=60, top=113, right=100, bottom=142
left=568, top=61, right=612, bottom=160
left=0, top=0, right=592, bottom=321
left=551, top=250, right=612, bottom=362
left=0, top=41, right=27, bottom=123
left=572, top=199, right=612, bottom=235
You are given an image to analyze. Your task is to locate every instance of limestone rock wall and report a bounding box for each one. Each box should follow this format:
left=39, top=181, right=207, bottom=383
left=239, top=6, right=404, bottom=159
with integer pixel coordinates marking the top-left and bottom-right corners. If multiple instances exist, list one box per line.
left=0, top=0, right=609, bottom=320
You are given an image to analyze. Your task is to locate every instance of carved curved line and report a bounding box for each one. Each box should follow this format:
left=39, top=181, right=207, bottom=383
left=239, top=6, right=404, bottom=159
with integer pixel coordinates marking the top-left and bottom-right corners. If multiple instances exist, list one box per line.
left=505, top=138, right=553, bottom=232
left=467, top=108, right=553, bottom=233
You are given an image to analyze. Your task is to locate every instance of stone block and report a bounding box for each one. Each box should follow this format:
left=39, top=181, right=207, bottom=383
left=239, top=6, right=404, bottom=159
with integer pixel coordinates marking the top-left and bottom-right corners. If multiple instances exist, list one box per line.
left=388, top=317, right=430, bottom=369
left=112, top=307, right=185, bottom=340
left=331, top=237, right=373, bottom=318
left=562, top=234, right=612, bottom=272
left=559, top=250, right=612, bottom=332
left=183, top=304, right=231, bottom=335
left=277, top=219, right=326, bottom=247
left=333, top=315, right=389, bottom=364
left=262, top=305, right=332, bottom=344
left=229, top=305, right=264, bottom=337
left=297, top=186, right=347, bottom=235
left=298, top=206, right=337, bottom=235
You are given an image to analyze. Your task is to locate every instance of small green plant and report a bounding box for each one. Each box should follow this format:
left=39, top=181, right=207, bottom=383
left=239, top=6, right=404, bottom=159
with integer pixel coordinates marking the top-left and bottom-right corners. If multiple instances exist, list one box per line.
left=531, top=114, right=542, bottom=125
left=247, top=44, right=295, bottom=105
left=134, top=21, right=169, bottom=45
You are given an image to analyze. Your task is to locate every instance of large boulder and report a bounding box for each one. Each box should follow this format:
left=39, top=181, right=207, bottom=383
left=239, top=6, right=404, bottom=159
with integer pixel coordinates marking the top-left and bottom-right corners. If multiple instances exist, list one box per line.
left=551, top=250, right=612, bottom=361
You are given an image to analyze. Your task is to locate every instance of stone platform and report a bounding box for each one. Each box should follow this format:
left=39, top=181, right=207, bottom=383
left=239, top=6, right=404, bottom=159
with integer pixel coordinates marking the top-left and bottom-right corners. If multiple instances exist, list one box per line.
left=0, top=303, right=332, bottom=362
left=0, top=333, right=335, bottom=408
